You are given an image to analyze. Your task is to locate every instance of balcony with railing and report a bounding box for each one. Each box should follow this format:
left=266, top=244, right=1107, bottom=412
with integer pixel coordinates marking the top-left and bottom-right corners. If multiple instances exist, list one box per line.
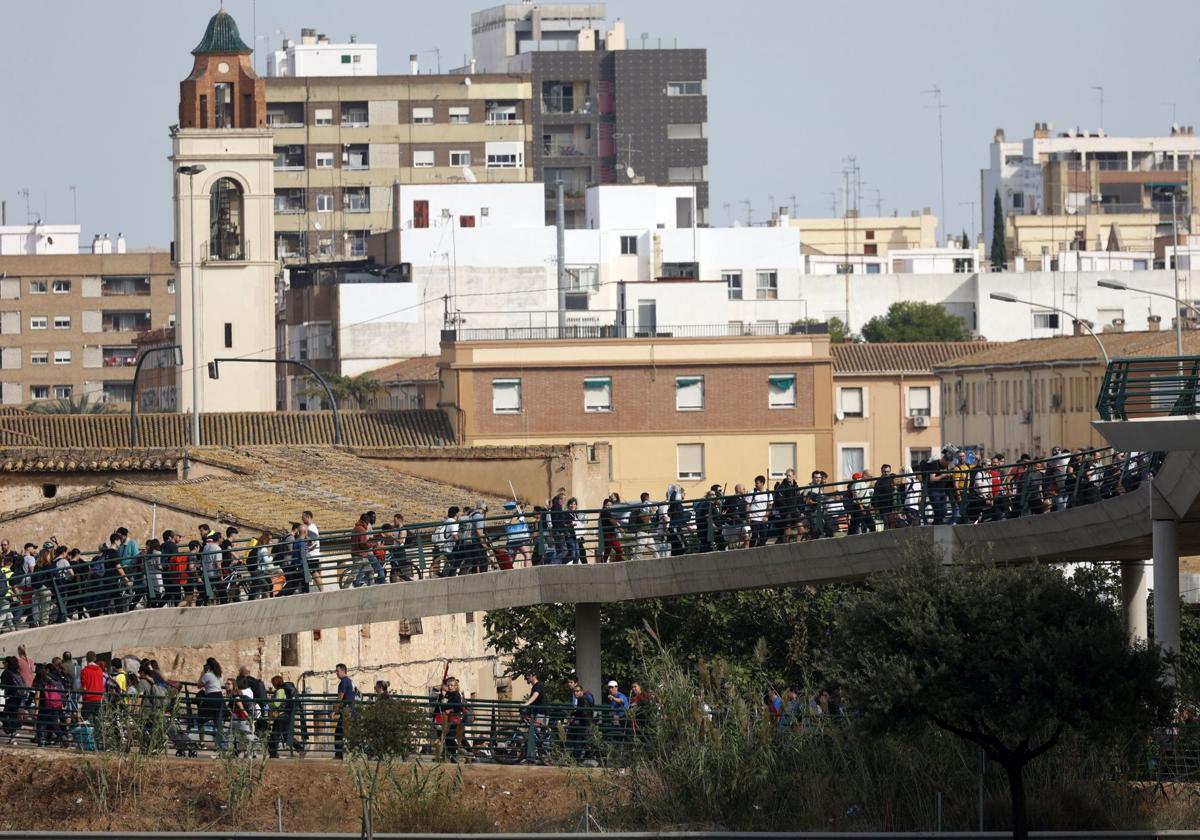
left=448, top=321, right=827, bottom=342
left=265, top=103, right=304, bottom=128
left=345, top=188, right=370, bottom=214
left=341, top=102, right=368, bottom=128
left=274, top=189, right=306, bottom=215
left=541, top=81, right=592, bottom=116
left=101, top=276, right=150, bottom=296
left=345, top=144, right=369, bottom=170
left=274, top=145, right=305, bottom=171
left=102, top=346, right=138, bottom=368
left=102, top=311, right=151, bottom=333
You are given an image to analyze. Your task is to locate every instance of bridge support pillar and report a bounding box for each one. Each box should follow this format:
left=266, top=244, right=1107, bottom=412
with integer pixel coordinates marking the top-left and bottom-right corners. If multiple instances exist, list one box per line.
left=1120, top=560, right=1148, bottom=645
left=575, top=602, right=602, bottom=696
left=1152, top=518, right=1180, bottom=657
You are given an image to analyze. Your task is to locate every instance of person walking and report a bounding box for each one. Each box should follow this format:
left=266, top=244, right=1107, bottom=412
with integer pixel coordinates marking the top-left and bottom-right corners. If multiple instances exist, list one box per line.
left=333, top=663, right=355, bottom=760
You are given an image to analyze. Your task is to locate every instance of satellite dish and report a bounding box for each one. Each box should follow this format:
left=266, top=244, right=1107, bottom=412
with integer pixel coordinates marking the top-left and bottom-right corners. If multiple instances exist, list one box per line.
left=313, top=222, right=322, bottom=230
left=462, top=167, right=477, bottom=183
left=625, top=165, right=636, bottom=180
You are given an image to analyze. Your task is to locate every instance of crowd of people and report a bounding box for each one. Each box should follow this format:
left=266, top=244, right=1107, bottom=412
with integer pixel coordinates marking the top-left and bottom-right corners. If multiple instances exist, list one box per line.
left=0, top=645, right=648, bottom=764
left=0, top=447, right=1152, bottom=631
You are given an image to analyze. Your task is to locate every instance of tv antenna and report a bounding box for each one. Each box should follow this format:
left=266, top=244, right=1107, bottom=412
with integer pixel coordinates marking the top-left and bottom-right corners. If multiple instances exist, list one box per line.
left=740, top=200, right=753, bottom=226
left=921, top=84, right=946, bottom=231
left=1091, top=85, right=1105, bottom=130
left=615, top=133, right=641, bottom=181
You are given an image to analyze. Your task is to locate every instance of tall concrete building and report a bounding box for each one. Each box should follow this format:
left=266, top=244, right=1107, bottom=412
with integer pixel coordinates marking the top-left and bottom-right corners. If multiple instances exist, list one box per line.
left=471, top=3, right=709, bottom=227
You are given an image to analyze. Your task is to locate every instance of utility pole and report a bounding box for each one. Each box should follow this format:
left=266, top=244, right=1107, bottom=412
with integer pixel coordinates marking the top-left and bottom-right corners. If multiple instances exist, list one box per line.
left=922, top=85, right=946, bottom=240
left=556, top=180, right=566, bottom=330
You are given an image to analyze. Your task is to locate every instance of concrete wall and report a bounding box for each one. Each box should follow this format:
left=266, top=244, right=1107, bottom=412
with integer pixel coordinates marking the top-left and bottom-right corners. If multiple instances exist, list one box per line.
left=0, top=491, right=206, bottom=551
left=0, top=472, right=166, bottom=515
left=139, top=612, right=505, bottom=702
left=833, top=373, right=944, bottom=479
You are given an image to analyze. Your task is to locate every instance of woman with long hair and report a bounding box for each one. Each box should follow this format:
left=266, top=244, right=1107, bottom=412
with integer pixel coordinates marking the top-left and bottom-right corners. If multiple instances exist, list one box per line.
left=197, top=657, right=227, bottom=750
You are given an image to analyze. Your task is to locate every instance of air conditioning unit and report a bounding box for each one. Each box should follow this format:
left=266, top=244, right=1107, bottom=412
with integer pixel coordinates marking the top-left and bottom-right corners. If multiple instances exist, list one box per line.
left=912, top=415, right=930, bottom=428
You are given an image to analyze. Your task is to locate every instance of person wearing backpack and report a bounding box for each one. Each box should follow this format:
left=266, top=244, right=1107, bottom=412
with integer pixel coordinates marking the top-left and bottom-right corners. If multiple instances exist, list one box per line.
left=433, top=506, right=461, bottom=578
left=1, top=656, right=27, bottom=744
left=237, top=665, right=271, bottom=741
left=33, top=663, right=66, bottom=747
left=79, top=652, right=105, bottom=722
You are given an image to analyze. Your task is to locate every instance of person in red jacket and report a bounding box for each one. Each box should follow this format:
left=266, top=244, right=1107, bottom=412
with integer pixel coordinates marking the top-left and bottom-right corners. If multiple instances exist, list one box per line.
left=79, top=651, right=105, bottom=721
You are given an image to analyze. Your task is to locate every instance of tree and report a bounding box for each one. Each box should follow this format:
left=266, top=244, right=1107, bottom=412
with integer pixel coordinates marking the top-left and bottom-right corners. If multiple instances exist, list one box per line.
left=990, top=189, right=1007, bottom=270
left=26, top=394, right=112, bottom=414
left=791, top=316, right=857, bottom=343
left=859, top=301, right=972, bottom=342
left=300, top=372, right=384, bottom=409
left=961, top=228, right=971, bottom=249
left=345, top=696, right=425, bottom=840
left=484, top=587, right=850, bottom=700
left=835, top=548, right=1173, bottom=840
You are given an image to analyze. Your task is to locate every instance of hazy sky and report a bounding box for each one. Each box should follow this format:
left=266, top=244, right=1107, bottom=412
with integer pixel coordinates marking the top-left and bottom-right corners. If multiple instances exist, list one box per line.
left=2, top=0, right=1198, bottom=248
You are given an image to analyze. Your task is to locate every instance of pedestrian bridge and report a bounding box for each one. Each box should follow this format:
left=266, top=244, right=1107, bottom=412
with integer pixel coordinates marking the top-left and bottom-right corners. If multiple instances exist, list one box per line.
left=3, top=446, right=1198, bottom=662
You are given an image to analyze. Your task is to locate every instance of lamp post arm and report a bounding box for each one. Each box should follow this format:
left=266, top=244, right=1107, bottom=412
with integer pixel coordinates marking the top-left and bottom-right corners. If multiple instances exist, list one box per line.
left=209, top=357, right=343, bottom=445
left=130, top=344, right=183, bottom=447
left=1044, top=303, right=1109, bottom=365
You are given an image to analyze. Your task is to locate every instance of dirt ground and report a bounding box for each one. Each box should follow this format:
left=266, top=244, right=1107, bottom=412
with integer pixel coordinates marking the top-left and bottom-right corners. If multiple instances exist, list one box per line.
left=0, top=746, right=603, bottom=833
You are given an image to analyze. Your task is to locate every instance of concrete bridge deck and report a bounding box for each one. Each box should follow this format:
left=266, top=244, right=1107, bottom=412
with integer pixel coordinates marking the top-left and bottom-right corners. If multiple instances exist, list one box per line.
left=4, top=448, right=1197, bottom=660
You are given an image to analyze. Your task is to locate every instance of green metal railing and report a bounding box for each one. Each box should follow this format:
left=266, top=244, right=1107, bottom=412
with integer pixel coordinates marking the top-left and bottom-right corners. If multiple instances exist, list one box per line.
left=1097, top=355, right=1200, bottom=420
left=0, top=447, right=1158, bottom=636
left=0, top=684, right=634, bottom=764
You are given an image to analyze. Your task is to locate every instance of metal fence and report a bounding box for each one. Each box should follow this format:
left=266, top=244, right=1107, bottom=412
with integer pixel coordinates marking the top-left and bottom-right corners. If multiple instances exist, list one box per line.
left=1097, top=355, right=1200, bottom=420
left=0, top=447, right=1158, bottom=636
left=0, top=684, right=631, bottom=765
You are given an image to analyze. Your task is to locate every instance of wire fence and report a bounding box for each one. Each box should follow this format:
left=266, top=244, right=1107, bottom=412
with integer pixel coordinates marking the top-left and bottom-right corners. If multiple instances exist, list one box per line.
left=0, top=447, right=1159, bottom=635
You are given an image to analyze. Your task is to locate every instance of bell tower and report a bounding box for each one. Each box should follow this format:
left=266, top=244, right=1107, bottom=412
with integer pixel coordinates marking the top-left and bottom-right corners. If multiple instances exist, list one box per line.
left=170, top=8, right=277, bottom=428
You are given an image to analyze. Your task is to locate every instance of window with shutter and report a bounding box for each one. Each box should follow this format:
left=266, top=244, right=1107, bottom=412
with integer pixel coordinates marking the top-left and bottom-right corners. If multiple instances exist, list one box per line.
left=769, top=443, right=796, bottom=479
left=583, top=376, right=612, bottom=412
left=768, top=374, right=796, bottom=408
left=677, top=443, right=704, bottom=479
left=492, top=378, right=521, bottom=413
left=675, top=375, right=704, bottom=411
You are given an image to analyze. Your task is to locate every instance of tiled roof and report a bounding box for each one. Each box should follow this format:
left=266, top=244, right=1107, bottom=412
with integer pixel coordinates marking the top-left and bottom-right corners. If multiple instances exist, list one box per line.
left=0, top=449, right=183, bottom=473
left=0, top=410, right=454, bottom=449
left=364, top=356, right=440, bottom=384
left=192, top=9, right=252, bottom=55
left=109, top=447, right=502, bottom=532
left=935, top=330, right=1200, bottom=369
left=832, top=341, right=1002, bottom=375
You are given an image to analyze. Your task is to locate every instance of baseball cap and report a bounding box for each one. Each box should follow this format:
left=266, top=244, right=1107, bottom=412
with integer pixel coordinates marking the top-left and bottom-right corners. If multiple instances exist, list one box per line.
left=852, top=472, right=862, bottom=480
left=606, top=680, right=618, bottom=687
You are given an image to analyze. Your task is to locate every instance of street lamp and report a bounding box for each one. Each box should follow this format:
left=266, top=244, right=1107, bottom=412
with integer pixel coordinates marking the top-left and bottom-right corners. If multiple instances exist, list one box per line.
left=129, top=344, right=183, bottom=446
left=1096, top=279, right=1197, bottom=357
left=176, top=163, right=206, bottom=447
left=989, top=291, right=1110, bottom=364
left=208, top=358, right=344, bottom=445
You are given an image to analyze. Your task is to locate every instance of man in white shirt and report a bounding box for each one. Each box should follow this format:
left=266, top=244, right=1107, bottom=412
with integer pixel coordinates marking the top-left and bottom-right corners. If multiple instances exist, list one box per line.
left=301, top=510, right=324, bottom=591
left=746, top=475, right=772, bottom=547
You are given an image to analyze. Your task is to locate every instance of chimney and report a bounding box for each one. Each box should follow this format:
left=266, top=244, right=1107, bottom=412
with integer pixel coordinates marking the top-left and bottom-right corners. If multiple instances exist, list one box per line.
left=317, top=33, right=329, bottom=44
left=1072, top=318, right=1093, bottom=337
left=1148, top=314, right=1162, bottom=332
left=301, top=28, right=317, bottom=45
left=409, top=53, right=419, bottom=75
left=91, top=234, right=102, bottom=254
left=994, top=128, right=1006, bottom=142
left=116, top=232, right=127, bottom=254
left=1106, top=317, right=1125, bottom=333
left=469, top=57, right=477, bottom=74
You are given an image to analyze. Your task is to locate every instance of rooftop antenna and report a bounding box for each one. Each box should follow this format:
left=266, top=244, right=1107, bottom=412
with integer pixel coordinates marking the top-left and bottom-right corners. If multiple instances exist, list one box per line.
left=722, top=201, right=732, bottom=226
left=1091, top=85, right=1105, bottom=131
left=740, top=200, right=752, bottom=226
left=871, top=188, right=883, bottom=217
left=615, top=133, right=640, bottom=181
left=787, top=194, right=798, bottom=216
left=421, top=47, right=442, bottom=74
left=921, top=84, right=946, bottom=233
left=69, top=185, right=77, bottom=225
left=18, top=188, right=31, bottom=224
left=1163, top=101, right=1178, bottom=125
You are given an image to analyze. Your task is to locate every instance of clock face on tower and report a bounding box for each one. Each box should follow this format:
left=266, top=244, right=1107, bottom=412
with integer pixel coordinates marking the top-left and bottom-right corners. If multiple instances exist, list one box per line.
left=218, top=61, right=230, bottom=74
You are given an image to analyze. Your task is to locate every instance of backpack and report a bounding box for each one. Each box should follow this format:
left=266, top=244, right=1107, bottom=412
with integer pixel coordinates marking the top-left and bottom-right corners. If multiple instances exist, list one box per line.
left=103, top=672, right=123, bottom=701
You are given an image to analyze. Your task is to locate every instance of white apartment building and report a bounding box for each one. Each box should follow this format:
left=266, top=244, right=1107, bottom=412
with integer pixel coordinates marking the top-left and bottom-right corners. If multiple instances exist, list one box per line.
left=0, top=224, right=83, bottom=256
left=267, top=29, right=377, bottom=77
left=279, top=181, right=1198, bottom=408
left=981, top=122, right=1200, bottom=245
